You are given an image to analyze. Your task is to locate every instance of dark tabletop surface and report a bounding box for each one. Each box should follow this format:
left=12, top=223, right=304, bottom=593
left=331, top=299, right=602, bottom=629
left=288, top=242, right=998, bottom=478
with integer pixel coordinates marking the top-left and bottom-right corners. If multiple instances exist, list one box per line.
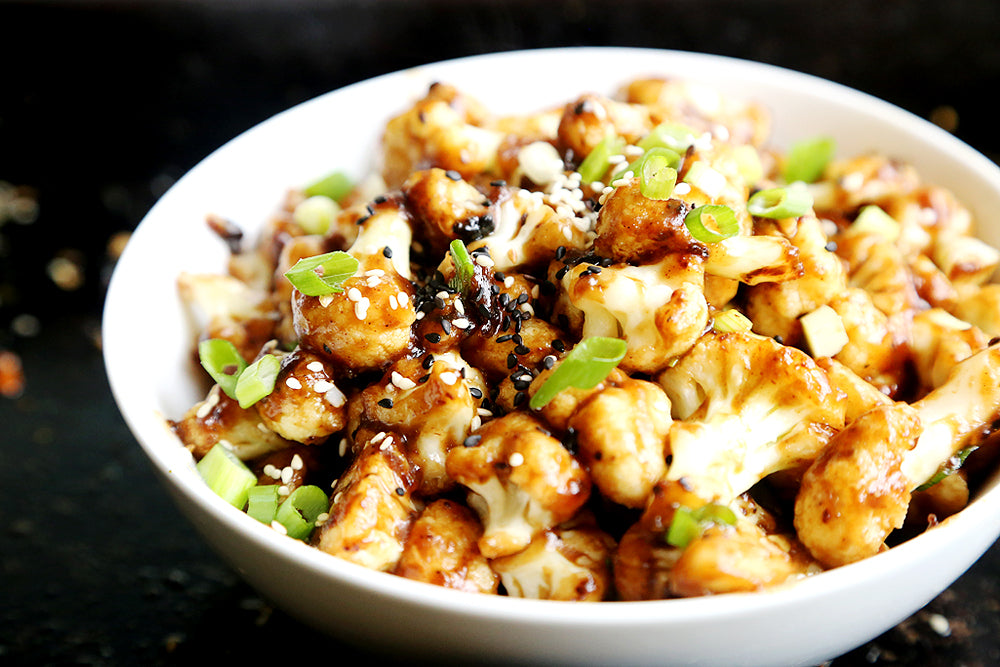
left=2, top=1, right=1000, bottom=665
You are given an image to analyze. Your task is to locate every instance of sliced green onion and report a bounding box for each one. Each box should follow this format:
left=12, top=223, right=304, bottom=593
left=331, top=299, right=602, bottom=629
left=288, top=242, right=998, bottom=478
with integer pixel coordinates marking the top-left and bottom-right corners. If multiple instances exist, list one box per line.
left=684, top=205, right=739, bottom=243
left=284, top=250, right=360, bottom=297
left=577, top=135, right=625, bottom=183
left=713, top=309, right=753, bottom=333
left=247, top=484, right=281, bottom=524
left=782, top=136, right=835, bottom=184
left=198, top=338, right=247, bottom=400
left=665, top=503, right=739, bottom=549
left=274, top=485, right=330, bottom=540
left=234, top=354, right=280, bottom=409
left=915, top=446, right=977, bottom=492
left=747, top=185, right=814, bottom=219
left=638, top=148, right=678, bottom=201
left=293, top=195, right=340, bottom=235
left=638, top=121, right=699, bottom=153
left=303, top=171, right=353, bottom=203
left=448, top=239, right=475, bottom=294
left=609, top=147, right=681, bottom=186
left=197, top=443, right=257, bottom=509
left=665, top=507, right=701, bottom=549
left=529, top=336, right=628, bottom=409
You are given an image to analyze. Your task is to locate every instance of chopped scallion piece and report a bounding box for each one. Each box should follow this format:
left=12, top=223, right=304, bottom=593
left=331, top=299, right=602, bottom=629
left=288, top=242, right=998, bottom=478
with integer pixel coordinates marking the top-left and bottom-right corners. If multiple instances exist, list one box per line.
left=198, top=338, right=248, bottom=400
left=610, top=146, right=681, bottom=186
left=274, top=485, right=330, bottom=540
left=747, top=185, right=813, bottom=219
left=284, top=251, right=360, bottom=296
left=782, top=136, right=835, bottom=184
left=577, top=135, right=625, bottom=183
left=448, top=239, right=475, bottom=294
left=234, top=354, right=280, bottom=409
left=638, top=148, right=678, bottom=200
left=713, top=309, right=753, bottom=333
left=197, top=444, right=257, bottom=509
left=684, top=205, right=739, bottom=243
left=529, top=336, right=628, bottom=409
left=247, top=484, right=281, bottom=524
left=292, top=195, right=340, bottom=235
left=693, top=503, right=738, bottom=526
left=915, top=446, right=977, bottom=492
left=303, top=171, right=353, bottom=203
left=638, top=121, right=699, bottom=153
left=665, top=507, right=701, bottom=549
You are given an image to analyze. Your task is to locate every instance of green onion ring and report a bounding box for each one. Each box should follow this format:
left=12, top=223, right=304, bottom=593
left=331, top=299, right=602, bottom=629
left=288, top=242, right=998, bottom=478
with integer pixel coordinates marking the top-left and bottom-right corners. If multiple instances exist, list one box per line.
left=684, top=204, right=739, bottom=243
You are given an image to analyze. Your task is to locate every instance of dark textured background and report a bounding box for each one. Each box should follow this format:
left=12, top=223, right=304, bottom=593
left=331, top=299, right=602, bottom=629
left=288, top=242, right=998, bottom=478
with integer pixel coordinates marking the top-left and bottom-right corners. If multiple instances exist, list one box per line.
left=1, top=1, right=999, bottom=665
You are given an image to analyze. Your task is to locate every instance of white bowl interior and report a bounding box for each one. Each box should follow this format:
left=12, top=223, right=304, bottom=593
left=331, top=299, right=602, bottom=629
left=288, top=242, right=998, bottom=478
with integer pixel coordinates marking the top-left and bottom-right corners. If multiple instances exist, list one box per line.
left=103, top=47, right=1000, bottom=667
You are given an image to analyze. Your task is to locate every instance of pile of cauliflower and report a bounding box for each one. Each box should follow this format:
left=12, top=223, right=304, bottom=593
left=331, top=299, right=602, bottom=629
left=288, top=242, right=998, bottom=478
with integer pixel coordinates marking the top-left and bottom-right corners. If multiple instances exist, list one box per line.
left=172, top=77, right=1000, bottom=601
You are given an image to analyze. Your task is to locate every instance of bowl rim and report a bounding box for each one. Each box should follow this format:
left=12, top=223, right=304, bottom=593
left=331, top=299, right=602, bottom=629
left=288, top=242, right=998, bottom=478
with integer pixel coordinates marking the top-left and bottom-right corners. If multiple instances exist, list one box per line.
left=103, top=45, right=1000, bottom=627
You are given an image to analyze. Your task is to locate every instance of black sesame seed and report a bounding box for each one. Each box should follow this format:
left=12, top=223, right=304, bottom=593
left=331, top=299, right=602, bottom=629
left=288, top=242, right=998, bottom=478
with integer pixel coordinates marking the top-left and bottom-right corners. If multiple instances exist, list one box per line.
left=469, top=387, right=483, bottom=399
left=498, top=293, right=510, bottom=307
left=463, top=434, right=482, bottom=447
left=382, top=246, right=393, bottom=258
left=373, top=195, right=388, bottom=204
left=395, top=487, right=406, bottom=496
left=418, top=374, right=431, bottom=384
left=555, top=246, right=566, bottom=260
left=425, top=332, right=442, bottom=344
left=422, top=355, right=435, bottom=369
left=516, top=293, right=529, bottom=304
left=440, top=319, right=452, bottom=335
left=774, top=335, right=784, bottom=345
left=490, top=179, right=506, bottom=187
left=513, top=378, right=531, bottom=391
left=476, top=303, right=491, bottom=318
left=555, top=266, right=569, bottom=280
left=501, top=316, right=511, bottom=331
left=513, top=391, right=527, bottom=406
left=496, top=334, right=513, bottom=343
left=494, top=271, right=506, bottom=282
left=542, top=355, right=556, bottom=369
left=515, top=344, right=531, bottom=356
left=991, top=337, right=1000, bottom=347
left=507, top=353, right=518, bottom=369
left=552, top=339, right=566, bottom=353
left=378, top=398, right=394, bottom=409
left=825, top=241, right=838, bottom=252
left=445, top=169, right=462, bottom=181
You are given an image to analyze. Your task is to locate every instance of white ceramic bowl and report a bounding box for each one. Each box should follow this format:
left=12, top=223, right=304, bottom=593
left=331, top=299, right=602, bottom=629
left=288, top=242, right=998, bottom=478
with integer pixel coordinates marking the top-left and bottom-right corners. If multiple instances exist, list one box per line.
left=103, top=47, right=1000, bottom=667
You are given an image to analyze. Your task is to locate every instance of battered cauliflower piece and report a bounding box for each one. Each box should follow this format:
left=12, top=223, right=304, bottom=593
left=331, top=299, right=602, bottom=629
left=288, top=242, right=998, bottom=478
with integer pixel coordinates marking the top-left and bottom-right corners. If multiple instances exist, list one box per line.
left=951, top=283, right=1000, bottom=337
left=815, top=357, right=892, bottom=423
left=347, top=351, right=486, bottom=494
left=177, top=272, right=277, bottom=363
left=445, top=412, right=591, bottom=558
left=394, top=498, right=498, bottom=594
left=567, top=377, right=672, bottom=508
left=657, top=330, right=846, bottom=503
left=254, top=348, right=348, bottom=445
left=812, top=154, right=921, bottom=215
left=556, top=93, right=652, bottom=161
left=292, top=200, right=417, bottom=373
left=381, top=82, right=503, bottom=188
left=313, top=431, right=421, bottom=571
left=795, top=342, right=1000, bottom=566
left=910, top=308, right=988, bottom=395
left=401, top=167, right=491, bottom=256
left=491, top=521, right=616, bottom=601
left=834, top=227, right=921, bottom=318
left=172, top=384, right=291, bottom=460
left=554, top=255, right=709, bottom=374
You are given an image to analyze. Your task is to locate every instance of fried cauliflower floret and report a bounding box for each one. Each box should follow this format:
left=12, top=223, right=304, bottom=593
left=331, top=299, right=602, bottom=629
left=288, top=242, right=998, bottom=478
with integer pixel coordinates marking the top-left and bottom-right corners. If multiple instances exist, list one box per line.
left=554, top=254, right=709, bottom=374
left=468, top=186, right=592, bottom=273
left=347, top=351, right=486, bottom=494
left=621, top=77, right=770, bottom=147
left=313, top=432, right=420, bottom=571
left=491, top=521, right=616, bottom=601
left=172, top=384, right=291, bottom=460
left=951, top=283, right=1000, bottom=337
left=815, top=357, right=893, bottom=423
left=254, top=348, right=347, bottom=445
left=177, top=272, right=277, bottom=363
left=910, top=308, right=988, bottom=395
left=795, top=343, right=1000, bottom=567
left=556, top=93, right=652, bottom=160
left=834, top=227, right=921, bottom=318
left=292, top=203, right=416, bottom=373
left=401, top=167, right=491, bottom=257
left=932, top=233, right=1000, bottom=287
left=381, top=82, right=503, bottom=188
left=744, top=215, right=847, bottom=346
left=813, top=153, right=921, bottom=215
left=445, top=412, right=591, bottom=558
left=394, top=498, right=498, bottom=594
left=461, top=316, right=568, bottom=384
left=567, top=378, right=672, bottom=508
left=657, top=331, right=846, bottom=503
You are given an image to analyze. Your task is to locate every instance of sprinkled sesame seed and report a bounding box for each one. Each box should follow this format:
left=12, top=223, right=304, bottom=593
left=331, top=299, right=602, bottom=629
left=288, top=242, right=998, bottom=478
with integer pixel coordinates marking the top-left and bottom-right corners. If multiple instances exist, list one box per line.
left=313, top=379, right=335, bottom=393
left=378, top=398, right=394, bottom=409
left=338, top=438, right=348, bottom=456
left=464, top=434, right=482, bottom=447
left=278, top=485, right=291, bottom=496
left=425, top=332, right=441, bottom=344
left=319, top=294, right=334, bottom=308
left=397, top=292, right=409, bottom=306
left=347, top=287, right=363, bottom=302
left=509, top=452, right=525, bottom=467
left=281, top=466, right=294, bottom=484
left=439, top=371, right=458, bottom=386
left=673, top=182, right=691, bottom=195
left=271, top=520, right=288, bottom=534
left=503, top=276, right=515, bottom=288
left=315, top=513, right=329, bottom=525
left=477, top=407, right=493, bottom=417
left=291, top=454, right=304, bottom=470
left=285, top=377, right=303, bottom=390
left=475, top=254, right=495, bottom=268
left=263, top=464, right=281, bottom=479
left=325, top=386, right=346, bottom=407
left=382, top=246, right=393, bottom=258
left=389, top=294, right=398, bottom=310
left=391, top=371, right=416, bottom=390
left=306, top=361, right=324, bottom=372
left=469, top=386, right=483, bottom=399
left=453, top=317, right=470, bottom=329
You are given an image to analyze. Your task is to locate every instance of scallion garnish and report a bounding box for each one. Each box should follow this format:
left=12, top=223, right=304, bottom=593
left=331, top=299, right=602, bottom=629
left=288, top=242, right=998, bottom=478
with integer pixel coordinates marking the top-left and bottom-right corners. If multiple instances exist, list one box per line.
left=609, top=147, right=681, bottom=186
left=198, top=338, right=248, bottom=401
left=303, top=170, right=353, bottom=202
left=577, top=135, right=625, bottom=183
left=782, top=136, right=835, bottom=184
left=747, top=185, right=814, bottom=219
left=529, top=336, right=628, bottom=409
left=448, top=239, right=475, bottom=294
left=274, top=485, right=330, bottom=540
left=247, top=484, right=281, bottom=524
left=915, top=446, right=977, bottom=492
left=284, top=251, right=360, bottom=296
left=713, top=309, right=753, bottom=333
left=638, top=148, right=679, bottom=201
left=638, top=121, right=699, bottom=153
left=683, top=205, right=739, bottom=243
left=197, top=443, right=257, bottom=509
left=292, top=195, right=340, bottom=235
left=234, top=354, right=280, bottom=409
left=665, top=503, right=738, bottom=549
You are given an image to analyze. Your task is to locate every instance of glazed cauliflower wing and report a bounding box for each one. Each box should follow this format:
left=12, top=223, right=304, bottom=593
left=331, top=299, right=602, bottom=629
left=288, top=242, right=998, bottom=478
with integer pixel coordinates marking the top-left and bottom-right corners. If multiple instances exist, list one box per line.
left=657, top=330, right=846, bottom=503
left=173, top=384, right=291, bottom=461
left=254, top=348, right=348, bottom=445
left=445, top=412, right=591, bottom=559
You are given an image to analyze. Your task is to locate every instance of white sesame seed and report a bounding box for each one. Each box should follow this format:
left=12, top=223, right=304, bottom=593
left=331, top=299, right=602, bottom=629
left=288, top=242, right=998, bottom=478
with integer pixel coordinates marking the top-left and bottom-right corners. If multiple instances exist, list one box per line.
left=380, top=435, right=394, bottom=451
left=452, top=318, right=470, bottom=330
left=388, top=294, right=399, bottom=310
left=475, top=254, right=495, bottom=268
left=271, top=520, right=288, bottom=534
left=354, top=298, right=370, bottom=320
left=397, top=292, right=409, bottom=307
left=504, top=276, right=515, bottom=288
left=306, top=361, right=324, bottom=372
left=509, top=452, right=525, bottom=467
left=454, top=299, right=465, bottom=315
left=365, top=269, right=385, bottom=277
left=318, top=294, right=334, bottom=308
left=471, top=415, right=482, bottom=431
left=291, top=454, right=304, bottom=470
left=281, top=466, right=294, bottom=484
left=263, top=464, right=281, bottom=479
left=347, top=287, right=363, bottom=302
left=285, top=377, right=302, bottom=390
left=196, top=389, right=220, bottom=419
left=325, top=386, right=346, bottom=408
left=415, top=311, right=425, bottom=320
left=314, top=513, right=329, bottom=526
left=439, top=371, right=458, bottom=386
left=312, top=379, right=333, bottom=393
left=477, top=408, right=493, bottom=417
left=673, top=182, right=691, bottom=195
left=338, top=438, right=348, bottom=456
left=928, top=613, right=951, bottom=637
left=277, top=485, right=291, bottom=497
left=371, top=431, right=387, bottom=444
left=391, top=371, right=416, bottom=390
left=436, top=290, right=449, bottom=300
